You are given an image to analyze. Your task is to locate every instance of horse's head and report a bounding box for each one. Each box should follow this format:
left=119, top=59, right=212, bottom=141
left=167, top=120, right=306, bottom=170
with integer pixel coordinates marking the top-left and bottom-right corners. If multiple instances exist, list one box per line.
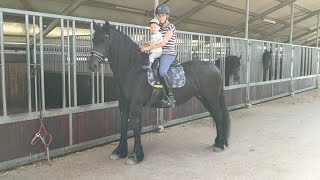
left=262, top=49, right=272, bottom=69
left=88, top=21, right=112, bottom=72
left=229, top=55, right=241, bottom=82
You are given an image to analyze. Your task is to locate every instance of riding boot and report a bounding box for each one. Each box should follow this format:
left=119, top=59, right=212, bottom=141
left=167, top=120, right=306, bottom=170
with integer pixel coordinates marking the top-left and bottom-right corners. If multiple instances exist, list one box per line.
left=161, top=74, right=176, bottom=107
left=142, top=62, right=151, bottom=70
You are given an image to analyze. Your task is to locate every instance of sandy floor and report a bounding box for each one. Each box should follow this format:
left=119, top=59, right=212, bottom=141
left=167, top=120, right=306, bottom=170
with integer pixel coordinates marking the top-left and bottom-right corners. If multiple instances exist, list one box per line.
left=1, top=88, right=320, bottom=180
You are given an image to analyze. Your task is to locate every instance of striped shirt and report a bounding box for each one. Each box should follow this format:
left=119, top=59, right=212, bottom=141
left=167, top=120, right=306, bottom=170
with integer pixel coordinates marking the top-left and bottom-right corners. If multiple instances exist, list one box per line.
left=160, top=23, right=176, bottom=55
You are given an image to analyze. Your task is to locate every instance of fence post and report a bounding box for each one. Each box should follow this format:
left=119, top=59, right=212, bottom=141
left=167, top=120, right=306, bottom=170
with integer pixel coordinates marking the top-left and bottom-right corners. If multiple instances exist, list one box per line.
left=246, top=40, right=251, bottom=107
left=290, top=45, right=295, bottom=95
left=0, top=12, right=7, bottom=116
left=317, top=50, right=320, bottom=88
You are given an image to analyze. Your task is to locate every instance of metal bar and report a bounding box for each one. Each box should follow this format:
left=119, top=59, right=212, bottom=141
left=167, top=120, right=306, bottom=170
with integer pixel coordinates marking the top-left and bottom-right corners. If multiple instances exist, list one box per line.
left=245, top=0, right=250, bottom=39
left=32, top=16, right=38, bottom=112
left=246, top=39, right=251, bottom=107
left=0, top=7, right=92, bottom=22
left=96, top=69, right=99, bottom=103
left=0, top=12, right=7, bottom=116
left=210, top=36, right=213, bottom=63
left=61, top=19, right=66, bottom=108
left=100, top=64, right=104, bottom=103
left=289, top=3, right=295, bottom=44
left=25, top=14, right=32, bottom=113
left=39, top=16, right=45, bottom=111
left=0, top=101, right=118, bottom=125
left=90, top=22, right=95, bottom=104
left=72, top=20, right=77, bottom=106
left=317, top=49, right=319, bottom=88
left=317, top=14, right=320, bottom=48
left=67, top=20, right=71, bottom=107
left=290, top=45, right=295, bottom=94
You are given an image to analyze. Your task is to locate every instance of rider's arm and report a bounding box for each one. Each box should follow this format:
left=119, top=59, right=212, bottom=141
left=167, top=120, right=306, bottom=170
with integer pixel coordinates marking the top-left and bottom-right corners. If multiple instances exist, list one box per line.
left=151, top=31, right=172, bottom=49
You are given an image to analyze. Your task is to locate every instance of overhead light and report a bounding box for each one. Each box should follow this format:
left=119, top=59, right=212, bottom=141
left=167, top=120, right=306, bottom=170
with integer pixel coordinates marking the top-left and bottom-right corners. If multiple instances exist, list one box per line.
left=115, top=6, right=146, bottom=13
left=263, top=19, right=276, bottom=24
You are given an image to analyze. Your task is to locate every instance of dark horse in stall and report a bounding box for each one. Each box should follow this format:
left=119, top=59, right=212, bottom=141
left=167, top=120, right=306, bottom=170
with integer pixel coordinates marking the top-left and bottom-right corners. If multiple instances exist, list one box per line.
left=215, top=55, right=241, bottom=86
left=262, top=49, right=272, bottom=81
left=88, top=21, right=230, bottom=165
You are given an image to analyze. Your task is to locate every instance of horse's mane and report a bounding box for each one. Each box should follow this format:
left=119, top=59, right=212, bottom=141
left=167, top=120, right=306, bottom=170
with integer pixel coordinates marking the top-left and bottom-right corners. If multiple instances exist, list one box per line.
left=108, top=26, right=148, bottom=77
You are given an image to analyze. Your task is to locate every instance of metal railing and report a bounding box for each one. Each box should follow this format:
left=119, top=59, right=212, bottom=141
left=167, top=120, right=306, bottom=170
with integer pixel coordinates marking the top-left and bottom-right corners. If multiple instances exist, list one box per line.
left=0, top=7, right=319, bottom=124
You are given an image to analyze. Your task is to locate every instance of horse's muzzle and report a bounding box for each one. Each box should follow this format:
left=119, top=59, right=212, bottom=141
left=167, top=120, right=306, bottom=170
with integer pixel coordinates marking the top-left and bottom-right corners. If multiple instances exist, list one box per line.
left=88, top=56, right=100, bottom=72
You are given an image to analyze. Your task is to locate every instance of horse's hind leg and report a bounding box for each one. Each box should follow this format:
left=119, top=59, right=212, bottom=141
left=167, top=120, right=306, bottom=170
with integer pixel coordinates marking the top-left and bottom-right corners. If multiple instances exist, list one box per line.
left=198, top=92, right=230, bottom=151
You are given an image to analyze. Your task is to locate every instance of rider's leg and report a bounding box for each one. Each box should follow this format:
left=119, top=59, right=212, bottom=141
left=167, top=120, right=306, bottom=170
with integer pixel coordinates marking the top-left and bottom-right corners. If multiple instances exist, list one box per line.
left=142, top=52, right=162, bottom=70
left=159, top=54, right=176, bottom=107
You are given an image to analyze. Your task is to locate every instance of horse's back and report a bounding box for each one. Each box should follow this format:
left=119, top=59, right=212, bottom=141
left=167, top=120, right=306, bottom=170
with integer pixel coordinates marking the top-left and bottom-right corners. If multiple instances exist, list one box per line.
left=181, top=60, right=223, bottom=90
left=174, top=61, right=223, bottom=110
left=181, top=61, right=222, bottom=81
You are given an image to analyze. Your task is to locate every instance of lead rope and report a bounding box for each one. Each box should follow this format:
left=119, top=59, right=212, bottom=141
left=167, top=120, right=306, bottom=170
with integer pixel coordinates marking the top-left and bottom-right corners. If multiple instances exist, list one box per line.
left=30, top=64, right=52, bottom=165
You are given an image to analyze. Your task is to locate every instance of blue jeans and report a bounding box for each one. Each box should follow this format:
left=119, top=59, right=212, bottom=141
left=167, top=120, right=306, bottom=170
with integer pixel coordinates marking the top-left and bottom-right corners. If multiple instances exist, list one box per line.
left=159, top=54, right=176, bottom=77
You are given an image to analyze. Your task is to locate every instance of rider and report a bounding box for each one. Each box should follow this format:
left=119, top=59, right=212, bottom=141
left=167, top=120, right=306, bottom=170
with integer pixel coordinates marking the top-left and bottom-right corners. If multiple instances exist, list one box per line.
left=142, top=18, right=163, bottom=70
left=141, top=4, right=176, bottom=107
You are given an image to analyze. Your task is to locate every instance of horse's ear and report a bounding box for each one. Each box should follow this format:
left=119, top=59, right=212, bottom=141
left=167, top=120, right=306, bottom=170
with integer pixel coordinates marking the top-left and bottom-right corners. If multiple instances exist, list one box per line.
left=103, top=21, right=110, bottom=33
left=93, top=21, right=100, bottom=31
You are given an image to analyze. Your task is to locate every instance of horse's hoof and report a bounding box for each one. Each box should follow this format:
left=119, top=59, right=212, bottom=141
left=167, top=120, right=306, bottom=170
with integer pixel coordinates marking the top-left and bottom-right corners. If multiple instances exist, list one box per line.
left=109, top=154, right=121, bottom=160
left=212, top=144, right=224, bottom=152
left=212, top=146, right=223, bottom=152
left=125, top=158, right=139, bottom=165
left=157, top=125, right=164, bottom=133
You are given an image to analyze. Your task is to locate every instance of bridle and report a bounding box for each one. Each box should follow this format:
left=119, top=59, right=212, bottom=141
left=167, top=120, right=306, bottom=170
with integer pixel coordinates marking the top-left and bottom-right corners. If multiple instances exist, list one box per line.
left=90, top=35, right=112, bottom=64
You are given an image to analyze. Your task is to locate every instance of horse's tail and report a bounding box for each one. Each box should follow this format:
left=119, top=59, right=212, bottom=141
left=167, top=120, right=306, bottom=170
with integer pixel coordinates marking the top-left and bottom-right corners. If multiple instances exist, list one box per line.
left=219, top=85, right=231, bottom=145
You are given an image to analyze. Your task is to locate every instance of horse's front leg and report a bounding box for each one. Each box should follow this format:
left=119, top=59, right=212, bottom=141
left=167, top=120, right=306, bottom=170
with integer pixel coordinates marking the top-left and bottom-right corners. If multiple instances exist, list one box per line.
left=126, top=104, right=144, bottom=165
left=110, top=100, right=129, bottom=160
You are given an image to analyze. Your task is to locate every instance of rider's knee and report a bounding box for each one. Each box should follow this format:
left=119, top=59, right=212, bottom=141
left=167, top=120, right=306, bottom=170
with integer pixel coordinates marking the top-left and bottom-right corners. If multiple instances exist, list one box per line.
left=159, top=69, right=167, bottom=77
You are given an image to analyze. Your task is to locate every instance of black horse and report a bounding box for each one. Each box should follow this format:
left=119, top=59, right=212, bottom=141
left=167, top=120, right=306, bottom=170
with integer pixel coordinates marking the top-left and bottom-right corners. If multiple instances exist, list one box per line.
left=88, top=21, right=230, bottom=165
left=214, top=55, right=241, bottom=86
left=262, top=49, right=272, bottom=81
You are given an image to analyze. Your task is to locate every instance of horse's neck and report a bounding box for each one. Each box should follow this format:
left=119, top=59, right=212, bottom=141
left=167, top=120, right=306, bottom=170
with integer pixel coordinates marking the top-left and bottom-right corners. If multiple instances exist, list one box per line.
left=109, top=28, right=146, bottom=81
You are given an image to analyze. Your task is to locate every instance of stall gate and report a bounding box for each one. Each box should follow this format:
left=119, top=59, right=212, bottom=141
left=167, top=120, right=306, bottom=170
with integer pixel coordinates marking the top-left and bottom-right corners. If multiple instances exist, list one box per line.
left=0, top=7, right=319, bottom=171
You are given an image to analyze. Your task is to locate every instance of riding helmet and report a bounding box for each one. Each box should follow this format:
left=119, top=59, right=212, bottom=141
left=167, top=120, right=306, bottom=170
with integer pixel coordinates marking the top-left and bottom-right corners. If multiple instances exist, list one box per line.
left=155, top=4, right=170, bottom=15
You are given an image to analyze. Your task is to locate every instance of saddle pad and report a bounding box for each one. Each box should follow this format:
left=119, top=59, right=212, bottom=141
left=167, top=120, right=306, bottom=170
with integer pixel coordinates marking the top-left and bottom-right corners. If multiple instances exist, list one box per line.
left=147, top=65, right=185, bottom=88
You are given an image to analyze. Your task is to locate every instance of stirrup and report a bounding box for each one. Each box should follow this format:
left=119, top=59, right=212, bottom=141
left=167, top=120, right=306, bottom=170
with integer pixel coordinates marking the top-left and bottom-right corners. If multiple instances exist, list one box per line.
left=142, top=62, right=151, bottom=70
left=161, top=97, right=175, bottom=108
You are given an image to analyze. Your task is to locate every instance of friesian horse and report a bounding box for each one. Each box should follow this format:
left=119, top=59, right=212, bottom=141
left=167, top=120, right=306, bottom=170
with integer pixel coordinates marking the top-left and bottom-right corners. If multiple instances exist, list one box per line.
left=215, top=55, right=241, bottom=86
left=262, top=49, right=272, bottom=81
left=88, top=21, right=230, bottom=165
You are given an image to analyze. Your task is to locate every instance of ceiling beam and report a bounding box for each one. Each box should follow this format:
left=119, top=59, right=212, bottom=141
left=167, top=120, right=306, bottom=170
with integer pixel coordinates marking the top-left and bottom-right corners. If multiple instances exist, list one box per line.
left=19, top=0, right=33, bottom=11
left=284, top=27, right=318, bottom=43
left=302, top=36, right=318, bottom=46
left=276, top=0, right=309, bottom=13
left=173, top=0, right=218, bottom=25
left=42, top=0, right=88, bottom=37
left=224, top=0, right=296, bottom=35
left=260, top=8, right=320, bottom=39
left=49, top=0, right=309, bottom=33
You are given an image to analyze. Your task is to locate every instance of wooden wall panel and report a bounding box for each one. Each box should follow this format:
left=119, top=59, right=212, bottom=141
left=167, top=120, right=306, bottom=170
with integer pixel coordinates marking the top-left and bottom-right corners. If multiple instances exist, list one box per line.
left=0, top=115, right=68, bottom=163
